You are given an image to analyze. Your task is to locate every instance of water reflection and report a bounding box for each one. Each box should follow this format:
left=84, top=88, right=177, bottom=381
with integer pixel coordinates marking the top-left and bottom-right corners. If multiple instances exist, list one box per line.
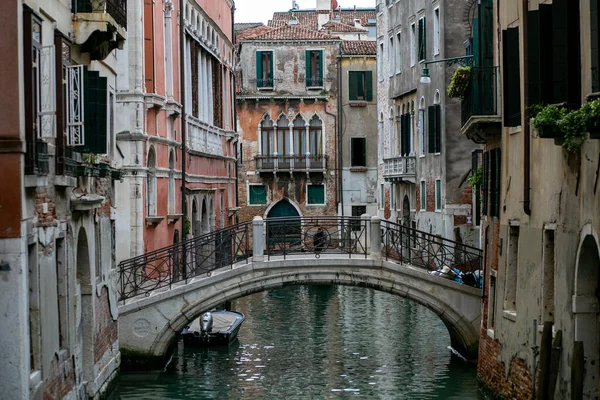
left=114, top=285, right=483, bottom=399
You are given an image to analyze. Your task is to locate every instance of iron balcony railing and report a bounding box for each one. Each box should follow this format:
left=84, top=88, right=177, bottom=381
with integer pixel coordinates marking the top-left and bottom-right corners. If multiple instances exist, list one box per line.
left=256, top=78, right=274, bottom=88
left=306, top=77, right=324, bottom=87
left=381, top=220, right=482, bottom=274
left=383, top=156, right=416, bottom=181
left=255, top=154, right=328, bottom=172
left=461, top=66, right=498, bottom=127
left=36, top=140, right=49, bottom=175
left=72, top=0, right=127, bottom=29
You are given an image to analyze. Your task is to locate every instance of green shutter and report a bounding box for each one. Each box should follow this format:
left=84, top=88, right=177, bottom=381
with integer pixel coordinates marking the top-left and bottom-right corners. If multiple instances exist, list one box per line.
left=361, top=137, right=366, bottom=166
left=349, top=71, right=358, bottom=100
left=434, top=104, right=441, bottom=153
left=552, top=0, right=568, bottom=103
left=401, top=114, right=407, bottom=156
left=495, top=149, right=501, bottom=217
left=528, top=10, right=541, bottom=106
left=318, top=50, right=323, bottom=83
left=365, top=71, right=373, bottom=101
left=503, top=28, right=521, bottom=127
left=256, top=50, right=263, bottom=87
left=269, top=51, right=274, bottom=82
left=308, top=185, right=324, bottom=204
left=305, top=50, right=311, bottom=85
left=77, top=69, right=107, bottom=154
left=539, top=5, right=554, bottom=104
left=422, top=17, right=426, bottom=60
left=592, top=0, right=600, bottom=92
left=472, top=16, right=480, bottom=62
left=418, top=19, right=424, bottom=61
left=480, top=0, right=494, bottom=66
left=250, top=185, right=267, bottom=204
left=482, top=151, right=488, bottom=215
left=428, top=106, right=435, bottom=153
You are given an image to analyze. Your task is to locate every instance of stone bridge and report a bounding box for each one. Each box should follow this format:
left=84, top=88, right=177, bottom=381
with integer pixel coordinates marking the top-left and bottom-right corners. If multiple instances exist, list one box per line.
left=117, top=216, right=483, bottom=363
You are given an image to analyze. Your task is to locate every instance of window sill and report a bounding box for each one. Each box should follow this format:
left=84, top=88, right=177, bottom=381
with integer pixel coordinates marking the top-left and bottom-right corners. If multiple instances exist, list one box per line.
left=306, top=86, right=324, bottom=90
left=350, top=166, right=367, bottom=172
left=306, top=204, right=326, bottom=207
left=502, top=310, right=517, bottom=322
left=508, top=126, right=522, bottom=135
left=167, top=213, right=183, bottom=224
left=55, top=175, right=78, bottom=187
left=257, top=86, right=274, bottom=91
left=434, top=152, right=441, bottom=156
left=146, top=216, right=164, bottom=227
left=25, top=174, right=48, bottom=188
left=349, top=101, right=368, bottom=107
left=248, top=204, right=266, bottom=207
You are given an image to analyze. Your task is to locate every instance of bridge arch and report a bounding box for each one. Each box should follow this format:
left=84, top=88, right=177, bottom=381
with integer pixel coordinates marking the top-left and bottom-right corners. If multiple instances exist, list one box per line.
left=119, top=259, right=481, bottom=362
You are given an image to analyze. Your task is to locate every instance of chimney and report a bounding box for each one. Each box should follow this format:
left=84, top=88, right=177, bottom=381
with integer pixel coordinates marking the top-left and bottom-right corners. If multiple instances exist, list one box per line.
left=317, top=0, right=331, bottom=29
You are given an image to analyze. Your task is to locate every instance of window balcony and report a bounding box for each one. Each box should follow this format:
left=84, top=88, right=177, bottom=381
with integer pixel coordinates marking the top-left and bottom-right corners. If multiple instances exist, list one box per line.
left=256, top=78, right=274, bottom=89
left=306, top=77, right=323, bottom=88
left=461, top=66, right=502, bottom=144
left=383, top=156, right=416, bottom=183
left=255, top=154, right=328, bottom=174
left=187, top=116, right=225, bottom=157
left=72, top=0, right=127, bottom=61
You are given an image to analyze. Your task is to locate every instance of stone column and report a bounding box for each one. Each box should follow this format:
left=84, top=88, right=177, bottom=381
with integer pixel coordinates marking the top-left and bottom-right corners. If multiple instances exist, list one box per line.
left=361, top=213, right=371, bottom=255
left=370, top=216, right=382, bottom=260
left=252, top=216, right=264, bottom=262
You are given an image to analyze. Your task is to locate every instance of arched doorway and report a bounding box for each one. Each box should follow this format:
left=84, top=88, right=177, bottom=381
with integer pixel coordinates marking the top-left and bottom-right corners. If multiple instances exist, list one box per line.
left=266, top=200, right=301, bottom=248
left=76, top=227, right=93, bottom=384
left=402, top=195, right=410, bottom=226
left=201, top=198, right=209, bottom=234
left=191, top=199, right=200, bottom=239
left=574, top=234, right=600, bottom=398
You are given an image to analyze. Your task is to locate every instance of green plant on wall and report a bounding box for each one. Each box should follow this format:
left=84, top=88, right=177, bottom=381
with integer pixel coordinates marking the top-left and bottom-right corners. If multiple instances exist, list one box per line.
left=183, top=216, right=191, bottom=237
left=532, top=104, right=566, bottom=138
left=447, top=66, right=471, bottom=100
left=468, top=166, right=482, bottom=187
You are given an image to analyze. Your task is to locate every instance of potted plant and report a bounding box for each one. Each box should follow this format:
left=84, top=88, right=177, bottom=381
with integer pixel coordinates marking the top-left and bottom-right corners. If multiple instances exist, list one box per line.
left=447, top=66, right=471, bottom=101
left=468, top=166, right=482, bottom=187
left=76, top=164, right=93, bottom=177
left=558, top=107, right=587, bottom=152
left=581, top=99, right=600, bottom=139
left=110, top=169, right=123, bottom=180
left=98, top=162, right=111, bottom=177
left=532, top=104, right=566, bottom=139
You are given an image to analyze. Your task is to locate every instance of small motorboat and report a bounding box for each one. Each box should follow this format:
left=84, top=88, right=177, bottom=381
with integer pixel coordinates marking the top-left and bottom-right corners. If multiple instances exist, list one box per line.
left=181, top=310, right=245, bottom=347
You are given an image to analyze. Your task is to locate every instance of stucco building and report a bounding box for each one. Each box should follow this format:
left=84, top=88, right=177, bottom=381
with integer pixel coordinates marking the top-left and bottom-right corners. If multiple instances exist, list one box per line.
left=0, top=0, right=126, bottom=398
left=376, top=0, right=480, bottom=247
left=114, top=0, right=237, bottom=262
left=462, top=1, right=600, bottom=398
left=234, top=0, right=378, bottom=222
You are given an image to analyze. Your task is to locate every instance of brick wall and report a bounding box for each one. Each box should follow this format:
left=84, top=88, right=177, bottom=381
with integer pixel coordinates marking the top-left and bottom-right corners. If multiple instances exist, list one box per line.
left=35, top=187, right=57, bottom=224
left=43, top=354, right=76, bottom=400
left=94, top=287, right=118, bottom=364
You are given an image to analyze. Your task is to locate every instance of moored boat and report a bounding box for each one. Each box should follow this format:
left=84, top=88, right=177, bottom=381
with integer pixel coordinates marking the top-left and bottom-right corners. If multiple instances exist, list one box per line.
left=181, top=310, right=245, bottom=347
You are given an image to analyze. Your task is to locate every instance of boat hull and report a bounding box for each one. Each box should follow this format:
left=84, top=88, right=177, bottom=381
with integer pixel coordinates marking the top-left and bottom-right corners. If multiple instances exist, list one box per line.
left=181, top=310, right=245, bottom=347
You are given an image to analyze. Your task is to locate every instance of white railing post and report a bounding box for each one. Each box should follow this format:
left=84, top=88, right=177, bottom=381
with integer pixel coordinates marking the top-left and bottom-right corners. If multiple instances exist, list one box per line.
left=252, top=216, right=264, bottom=262
left=370, top=216, right=382, bottom=261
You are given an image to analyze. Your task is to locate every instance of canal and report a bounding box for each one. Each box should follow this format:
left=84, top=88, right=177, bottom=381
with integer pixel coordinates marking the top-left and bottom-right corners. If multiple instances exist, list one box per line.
left=113, top=285, right=484, bottom=399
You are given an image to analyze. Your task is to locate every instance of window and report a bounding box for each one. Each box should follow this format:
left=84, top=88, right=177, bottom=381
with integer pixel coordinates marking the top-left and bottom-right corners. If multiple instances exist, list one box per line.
left=410, top=23, right=416, bottom=66
left=306, top=50, right=323, bottom=87
left=435, top=179, right=441, bottom=211
left=256, top=50, right=273, bottom=88
left=389, top=36, right=394, bottom=76
left=418, top=17, right=426, bottom=62
left=427, top=104, right=441, bottom=153
left=400, top=113, right=411, bottom=156
left=542, top=229, right=555, bottom=323
left=293, top=115, right=306, bottom=155
left=351, top=137, right=366, bottom=167
left=488, top=273, right=497, bottom=330
left=307, top=184, right=325, bottom=205
left=483, top=148, right=501, bottom=217
left=504, top=226, right=520, bottom=313
left=395, top=32, right=402, bottom=73
left=380, top=184, right=384, bottom=208
left=348, top=71, right=373, bottom=101
left=351, top=205, right=366, bottom=231
left=502, top=28, right=521, bottom=126
left=276, top=115, right=289, bottom=156
left=261, top=117, right=275, bottom=155
left=591, top=0, right=600, bottom=92
left=433, top=8, right=440, bottom=55
left=390, top=183, right=395, bottom=210
left=420, top=180, right=426, bottom=210
left=309, top=116, right=323, bottom=155
left=168, top=152, right=175, bottom=214
left=418, top=108, right=425, bottom=155
left=378, top=42, right=384, bottom=79
left=147, top=148, right=157, bottom=216
left=249, top=185, right=267, bottom=205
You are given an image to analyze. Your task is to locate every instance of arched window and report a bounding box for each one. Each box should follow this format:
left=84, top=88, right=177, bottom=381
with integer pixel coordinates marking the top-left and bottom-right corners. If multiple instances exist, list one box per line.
left=389, top=106, right=395, bottom=158
left=276, top=115, right=289, bottom=155
left=419, top=96, right=426, bottom=156
left=261, top=117, right=274, bottom=155
left=168, top=151, right=175, bottom=214
left=147, top=147, right=157, bottom=216
left=293, top=115, right=306, bottom=155
left=309, top=115, right=323, bottom=155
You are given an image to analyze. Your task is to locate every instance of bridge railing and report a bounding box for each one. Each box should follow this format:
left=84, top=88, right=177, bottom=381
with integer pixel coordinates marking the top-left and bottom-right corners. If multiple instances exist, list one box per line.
left=265, top=216, right=369, bottom=260
left=118, top=221, right=253, bottom=302
left=380, top=220, right=482, bottom=274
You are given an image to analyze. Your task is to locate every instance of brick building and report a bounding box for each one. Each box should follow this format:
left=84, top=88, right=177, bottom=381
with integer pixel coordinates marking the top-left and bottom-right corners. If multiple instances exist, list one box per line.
left=0, top=0, right=125, bottom=398
left=461, top=0, right=600, bottom=398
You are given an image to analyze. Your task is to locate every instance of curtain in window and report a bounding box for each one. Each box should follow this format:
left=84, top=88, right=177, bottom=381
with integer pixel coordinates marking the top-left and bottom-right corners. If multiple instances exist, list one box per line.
left=277, top=115, right=288, bottom=155
left=261, top=118, right=274, bottom=155
left=293, top=116, right=306, bottom=155
left=309, top=116, right=322, bottom=155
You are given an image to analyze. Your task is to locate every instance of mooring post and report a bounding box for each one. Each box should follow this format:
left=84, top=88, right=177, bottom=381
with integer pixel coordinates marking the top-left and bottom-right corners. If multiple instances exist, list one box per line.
left=252, top=216, right=264, bottom=262
left=370, top=216, right=382, bottom=261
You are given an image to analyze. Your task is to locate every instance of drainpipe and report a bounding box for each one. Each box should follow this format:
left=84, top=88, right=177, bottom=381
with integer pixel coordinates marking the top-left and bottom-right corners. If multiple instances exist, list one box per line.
left=180, top=0, right=188, bottom=233
left=231, top=3, right=239, bottom=224
left=328, top=41, right=343, bottom=217
left=522, top=0, right=531, bottom=216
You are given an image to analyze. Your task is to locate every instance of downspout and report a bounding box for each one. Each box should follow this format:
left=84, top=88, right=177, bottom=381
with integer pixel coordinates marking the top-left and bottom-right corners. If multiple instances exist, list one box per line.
left=231, top=3, right=239, bottom=224
left=180, top=0, right=188, bottom=234
left=522, top=0, right=531, bottom=215
left=331, top=40, right=343, bottom=217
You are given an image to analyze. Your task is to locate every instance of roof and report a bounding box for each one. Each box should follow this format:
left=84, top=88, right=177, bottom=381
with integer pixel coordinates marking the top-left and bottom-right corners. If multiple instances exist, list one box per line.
left=321, top=20, right=368, bottom=33
left=243, top=24, right=339, bottom=41
left=342, top=40, right=376, bottom=56
left=234, top=22, right=263, bottom=32
left=235, top=24, right=273, bottom=42
left=269, top=8, right=376, bottom=31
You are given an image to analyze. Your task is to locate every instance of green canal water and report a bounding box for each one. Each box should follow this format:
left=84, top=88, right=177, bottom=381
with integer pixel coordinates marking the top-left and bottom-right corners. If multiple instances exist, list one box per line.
left=113, top=285, right=484, bottom=399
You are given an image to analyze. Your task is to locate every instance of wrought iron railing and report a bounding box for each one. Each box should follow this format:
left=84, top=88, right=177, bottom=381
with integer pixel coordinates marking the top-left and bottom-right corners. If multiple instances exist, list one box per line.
left=381, top=220, right=482, bottom=274
left=306, top=77, right=323, bottom=87
left=256, top=78, right=274, bottom=88
left=383, top=156, right=416, bottom=180
left=118, top=221, right=252, bottom=302
left=256, top=154, right=327, bottom=172
left=36, top=140, right=49, bottom=175
left=461, top=66, right=498, bottom=127
left=73, top=0, right=127, bottom=29
left=265, top=216, right=369, bottom=260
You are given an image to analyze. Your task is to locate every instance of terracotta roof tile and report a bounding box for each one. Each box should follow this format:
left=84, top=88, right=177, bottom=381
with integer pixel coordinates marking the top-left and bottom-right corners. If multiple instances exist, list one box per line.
left=269, top=8, right=376, bottom=31
left=321, top=20, right=368, bottom=33
left=235, top=25, right=273, bottom=42
left=243, top=24, right=339, bottom=41
left=342, top=40, right=377, bottom=56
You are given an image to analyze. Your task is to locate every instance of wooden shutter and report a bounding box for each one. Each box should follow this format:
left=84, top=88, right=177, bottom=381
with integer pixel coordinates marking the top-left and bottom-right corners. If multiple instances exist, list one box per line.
left=482, top=151, right=489, bottom=215
left=143, top=0, right=155, bottom=92
left=77, top=69, right=107, bottom=154
left=494, top=149, right=501, bottom=217
left=418, top=18, right=425, bottom=61
left=365, top=71, right=373, bottom=101
left=592, top=0, right=600, bottom=92
left=38, top=45, right=55, bottom=138
left=434, top=104, right=441, bottom=153
left=428, top=106, right=435, bottom=153
left=552, top=0, right=580, bottom=105
left=305, top=50, right=311, bottom=85
left=318, top=50, right=323, bottom=83
left=308, top=185, right=324, bottom=204
left=256, top=50, right=263, bottom=86
left=503, top=28, right=521, bottom=127
left=348, top=71, right=358, bottom=100
left=268, top=51, right=274, bottom=82
left=528, top=10, right=541, bottom=106
left=539, top=5, right=554, bottom=104
left=400, top=114, right=407, bottom=156
left=66, top=65, right=85, bottom=147
left=480, top=0, right=494, bottom=67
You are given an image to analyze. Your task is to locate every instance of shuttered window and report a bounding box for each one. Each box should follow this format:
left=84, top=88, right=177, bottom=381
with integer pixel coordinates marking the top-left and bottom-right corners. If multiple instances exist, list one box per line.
left=435, top=180, right=441, bottom=211
left=256, top=50, right=273, bottom=88
left=482, top=151, right=489, bottom=216
left=552, top=0, right=580, bottom=106
left=351, top=137, right=366, bottom=167
left=427, top=105, right=441, bottom=153
left=249, top=185, right=267, bottom=205
left=502, top=28, right=521, bottom=127
left=307, top=184, right=325, bottom=205
left=306, top=50, right=323, bottom=87
left=400, top=113, right=411, bottom=156
left=592, top=0, right=600, bottom=92
left=144, top=0, right=155, bottom=92
left=484, top=149, right=501, bottom=218
left=418, top=17, right=426, bottom=62
left=528, top=10, right=541, bottom=106
left=348, top=71, right=373, bottom=101
left=472, top=150, right=482, bottom=226
left=75, top=69, right=108, bottom=154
